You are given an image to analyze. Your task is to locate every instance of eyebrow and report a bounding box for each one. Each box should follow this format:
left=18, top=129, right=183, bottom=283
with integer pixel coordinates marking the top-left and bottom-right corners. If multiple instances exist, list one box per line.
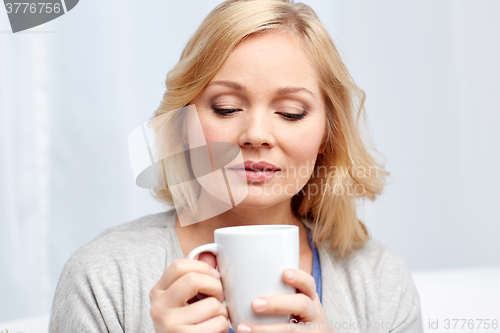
left=207, top=80, right=316, bottom=99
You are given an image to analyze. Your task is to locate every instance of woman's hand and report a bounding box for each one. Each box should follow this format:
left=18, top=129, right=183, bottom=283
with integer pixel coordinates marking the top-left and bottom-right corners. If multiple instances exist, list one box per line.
left=149, top=253, right=230, bottom=333
left=236, top=268, right=336, bottom=333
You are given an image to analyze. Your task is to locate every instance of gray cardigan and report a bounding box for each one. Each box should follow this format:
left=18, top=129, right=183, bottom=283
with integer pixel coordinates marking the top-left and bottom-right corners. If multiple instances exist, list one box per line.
left=49, top=209, right=423, bottom=332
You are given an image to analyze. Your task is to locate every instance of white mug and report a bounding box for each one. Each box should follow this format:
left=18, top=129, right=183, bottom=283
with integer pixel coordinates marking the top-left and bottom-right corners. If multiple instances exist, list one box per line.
left=187, top=224, right=299, bottom=328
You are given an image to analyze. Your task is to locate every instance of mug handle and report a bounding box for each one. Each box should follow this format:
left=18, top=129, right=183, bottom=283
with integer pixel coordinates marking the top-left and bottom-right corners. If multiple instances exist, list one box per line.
left=187, top=243, right=219, bottom=259
left=187, top=243, right=226, bottom=307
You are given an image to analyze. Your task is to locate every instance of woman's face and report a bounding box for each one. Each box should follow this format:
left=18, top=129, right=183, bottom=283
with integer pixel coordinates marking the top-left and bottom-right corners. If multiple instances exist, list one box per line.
left=190, top=30, right=326, bottom=209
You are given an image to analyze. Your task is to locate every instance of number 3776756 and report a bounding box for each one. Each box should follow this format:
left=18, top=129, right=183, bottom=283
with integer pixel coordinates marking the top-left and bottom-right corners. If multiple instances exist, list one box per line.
left=5, top=2, right=62, bottom=14
left=444, top=319, right=498, bottom=330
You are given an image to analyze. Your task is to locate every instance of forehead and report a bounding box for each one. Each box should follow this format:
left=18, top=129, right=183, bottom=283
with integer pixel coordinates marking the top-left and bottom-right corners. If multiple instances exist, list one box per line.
left=211, top=30, right=320, bottom=94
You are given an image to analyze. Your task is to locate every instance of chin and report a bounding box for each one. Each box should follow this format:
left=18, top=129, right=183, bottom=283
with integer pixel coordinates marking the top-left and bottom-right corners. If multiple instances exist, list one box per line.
left=233, top=192, right=291, bottom=210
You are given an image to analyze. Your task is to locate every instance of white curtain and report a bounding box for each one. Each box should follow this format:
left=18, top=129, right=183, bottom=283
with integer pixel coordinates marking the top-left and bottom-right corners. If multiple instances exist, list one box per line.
left=0, top=32, right=51, bottom=319
left=1, top=0, right=499, bottom=322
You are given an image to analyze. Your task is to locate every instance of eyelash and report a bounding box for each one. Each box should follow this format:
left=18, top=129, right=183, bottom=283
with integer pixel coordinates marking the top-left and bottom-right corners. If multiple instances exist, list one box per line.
left=211, top=107, right=308, bottom=121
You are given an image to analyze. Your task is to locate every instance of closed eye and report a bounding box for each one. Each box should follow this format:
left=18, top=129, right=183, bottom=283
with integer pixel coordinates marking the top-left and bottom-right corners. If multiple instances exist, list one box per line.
left=211, top=107, right=240, bottom=117
left=278, top=110, right=308, bottom=121
left=211, top=106, right=308, bottom=121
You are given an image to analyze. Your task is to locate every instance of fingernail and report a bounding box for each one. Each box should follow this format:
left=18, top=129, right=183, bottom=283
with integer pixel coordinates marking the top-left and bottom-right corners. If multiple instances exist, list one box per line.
left=286, top=269, right=296, bottom=281
left=238, top=324, right=252, bottom=333
left=211, top=268, right=220, bottom=278
left=252, top=298, right=267, bottom=311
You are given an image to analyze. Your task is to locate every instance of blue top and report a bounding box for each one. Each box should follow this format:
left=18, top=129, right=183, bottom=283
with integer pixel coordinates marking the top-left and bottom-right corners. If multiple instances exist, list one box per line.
left=307, top=227, right=323, bottom=304
left=228, top=228, right=322, bottom=332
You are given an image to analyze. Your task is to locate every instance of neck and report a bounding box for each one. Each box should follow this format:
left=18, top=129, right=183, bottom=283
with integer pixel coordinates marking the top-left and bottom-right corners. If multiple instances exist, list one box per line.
left=205, top=203, right=298, bottom=226
left=174, top=192, right=312, bottom=270
left=176, top=193, right=304, bottom=239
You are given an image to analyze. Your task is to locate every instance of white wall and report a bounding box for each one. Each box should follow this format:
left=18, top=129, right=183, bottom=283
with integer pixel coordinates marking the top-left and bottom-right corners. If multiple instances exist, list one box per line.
left=1, top=0, right=499, bottom=323
left=326, top=0, right=500, bottom=270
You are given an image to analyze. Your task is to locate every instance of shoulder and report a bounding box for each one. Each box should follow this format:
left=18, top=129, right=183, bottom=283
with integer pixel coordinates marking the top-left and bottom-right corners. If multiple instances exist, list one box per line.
left=320, top=238, right=423, bottom=332
left=322, top=238, right=415, bottom=301
left=71, top=209, right=177, bottom=263
left=50, top=209, right=180, bottom=331
left=336, top=238, right=410, bottom=277
left=58, top=209, right=179, bottom=285
left=301, top=215, right=409, bottom=284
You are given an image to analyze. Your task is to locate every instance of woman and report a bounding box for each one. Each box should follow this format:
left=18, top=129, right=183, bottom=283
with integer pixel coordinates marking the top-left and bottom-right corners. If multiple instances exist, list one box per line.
left=50, top=0, right=423, bottom=332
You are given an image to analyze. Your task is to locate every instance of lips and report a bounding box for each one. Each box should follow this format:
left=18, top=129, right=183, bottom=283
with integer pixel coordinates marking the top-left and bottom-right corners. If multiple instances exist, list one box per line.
left=229, top=160, right=281, bottom=182
left=231, top=161, right=281, bottom=172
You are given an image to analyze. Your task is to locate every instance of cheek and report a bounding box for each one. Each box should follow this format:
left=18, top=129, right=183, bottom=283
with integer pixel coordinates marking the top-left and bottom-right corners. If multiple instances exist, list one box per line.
left=201, top=124, right=230, bottom=143
left=284, top=139, right=320, bottom=175
left=197, top=114, right=235, bottom=144
left=282, top=122, right=325, bottom=165
left=278, top=135, right=323, bottom=196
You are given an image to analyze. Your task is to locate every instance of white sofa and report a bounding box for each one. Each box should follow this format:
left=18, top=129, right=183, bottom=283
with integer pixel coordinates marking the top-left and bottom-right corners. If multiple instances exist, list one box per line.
left=1, top=266, right=499, bottom=333
left=411, top=266, right=500, bottom=333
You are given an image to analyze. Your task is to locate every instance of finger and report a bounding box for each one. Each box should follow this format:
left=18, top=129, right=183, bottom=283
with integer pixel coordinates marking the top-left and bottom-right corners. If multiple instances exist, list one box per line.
left=190, top=314, right=229, bottom=333
left=155, top=258, right=220, bottom=290
left=198, top=251, right=217, bottom=269
left=282, top=268, right=317, bottom=300
left=165, top=271, right=224, bottom=307
left=191, top=252, right=220, bottom=303
left=251, top=293, right=315, bottom=319
left=174, top=296, right=228, bottom=325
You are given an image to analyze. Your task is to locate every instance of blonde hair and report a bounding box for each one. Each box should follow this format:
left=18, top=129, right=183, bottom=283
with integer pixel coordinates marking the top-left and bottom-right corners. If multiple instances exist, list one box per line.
left=152, top=0, right=390, bottom=257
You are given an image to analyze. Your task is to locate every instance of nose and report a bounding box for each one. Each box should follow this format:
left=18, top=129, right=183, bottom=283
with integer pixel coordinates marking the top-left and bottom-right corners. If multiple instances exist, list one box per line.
left=238, top=108, right=275, bottom=149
